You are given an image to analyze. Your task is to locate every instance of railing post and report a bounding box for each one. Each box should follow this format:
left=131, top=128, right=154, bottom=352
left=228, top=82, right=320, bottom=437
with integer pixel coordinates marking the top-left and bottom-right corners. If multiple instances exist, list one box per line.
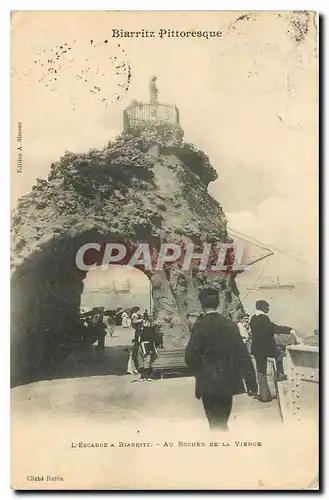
left=123, top=102, right=180, bottom=129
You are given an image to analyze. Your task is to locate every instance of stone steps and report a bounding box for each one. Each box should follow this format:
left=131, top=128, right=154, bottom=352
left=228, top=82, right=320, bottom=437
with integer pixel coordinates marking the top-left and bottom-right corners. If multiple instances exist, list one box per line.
left=153, top=347, right=188, bottom=378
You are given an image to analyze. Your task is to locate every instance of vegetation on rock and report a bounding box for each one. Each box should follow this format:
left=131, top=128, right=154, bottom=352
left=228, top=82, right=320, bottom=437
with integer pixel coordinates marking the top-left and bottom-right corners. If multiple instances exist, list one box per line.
left=125, top=120, right=184, bottom=150
left=169, top=142, right=218, bottom=185
left=11, top=117, right=244, bottom=386
left=12, top=121, right=226, bottom=258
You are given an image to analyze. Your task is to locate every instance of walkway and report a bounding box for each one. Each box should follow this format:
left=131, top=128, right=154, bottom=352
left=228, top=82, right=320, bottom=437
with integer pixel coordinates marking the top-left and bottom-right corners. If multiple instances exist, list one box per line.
left=12, top=326, right=282, bottom=430
left=11, top=326, right=317, bottom=489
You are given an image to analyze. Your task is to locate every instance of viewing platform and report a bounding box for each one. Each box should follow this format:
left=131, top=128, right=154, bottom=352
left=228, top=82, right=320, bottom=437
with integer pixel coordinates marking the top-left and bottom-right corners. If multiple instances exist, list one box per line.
left=123, top=102, right=180, bottom=129
left=123, top=76, right=180, bottom=130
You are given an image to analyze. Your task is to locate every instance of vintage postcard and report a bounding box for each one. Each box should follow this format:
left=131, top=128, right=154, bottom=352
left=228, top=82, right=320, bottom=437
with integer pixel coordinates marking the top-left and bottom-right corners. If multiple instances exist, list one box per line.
left=11, top=11, right=319, bottom=490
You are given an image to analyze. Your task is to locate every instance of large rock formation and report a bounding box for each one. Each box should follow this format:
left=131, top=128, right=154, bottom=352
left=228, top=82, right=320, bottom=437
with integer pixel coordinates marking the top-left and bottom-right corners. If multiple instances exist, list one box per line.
left=11, top=119, right=243, bottom=386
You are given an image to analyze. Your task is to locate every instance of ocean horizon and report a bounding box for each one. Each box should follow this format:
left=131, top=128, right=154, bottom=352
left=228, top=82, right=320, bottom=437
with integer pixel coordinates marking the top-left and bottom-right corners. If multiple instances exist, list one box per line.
left=81, top=280, right=318, bottom=339
left=238, top=281, right=319, bottom=338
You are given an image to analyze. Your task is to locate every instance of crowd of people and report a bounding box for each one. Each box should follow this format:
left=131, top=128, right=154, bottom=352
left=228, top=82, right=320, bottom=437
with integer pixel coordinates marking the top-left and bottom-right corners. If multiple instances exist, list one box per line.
left=79, top=307, right=162, bottom=382
left=79, top=291, right=301, bottom=431
left=79, top=306, right=137, bottom=351
left=185, top=289, right=302, bottom=431
left=79, top=307, right=111, bottom=352
left=236, top=302, right=301, bottom=384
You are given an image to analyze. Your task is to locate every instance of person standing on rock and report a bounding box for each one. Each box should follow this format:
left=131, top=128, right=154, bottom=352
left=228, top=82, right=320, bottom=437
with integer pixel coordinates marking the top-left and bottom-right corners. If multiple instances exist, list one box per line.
left=185, top=288, right=257, bottom=431
left=149, top=76, right=158, bottom=105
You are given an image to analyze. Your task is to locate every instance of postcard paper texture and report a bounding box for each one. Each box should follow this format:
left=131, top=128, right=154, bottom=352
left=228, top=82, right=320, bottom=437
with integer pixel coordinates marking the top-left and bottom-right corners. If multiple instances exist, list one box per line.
left=11, top=11, right=319, bottom=490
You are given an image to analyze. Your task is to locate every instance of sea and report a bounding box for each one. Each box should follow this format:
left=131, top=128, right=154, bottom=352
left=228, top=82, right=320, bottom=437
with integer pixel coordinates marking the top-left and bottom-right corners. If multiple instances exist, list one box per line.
left=80, top=282, right=318, bottom=339
left=80, top=290, right=151, bottom=312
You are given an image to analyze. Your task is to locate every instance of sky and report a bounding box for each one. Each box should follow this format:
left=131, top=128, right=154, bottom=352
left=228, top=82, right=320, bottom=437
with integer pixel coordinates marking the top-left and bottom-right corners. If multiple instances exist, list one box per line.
left=11, top=11, right=318, bottom=285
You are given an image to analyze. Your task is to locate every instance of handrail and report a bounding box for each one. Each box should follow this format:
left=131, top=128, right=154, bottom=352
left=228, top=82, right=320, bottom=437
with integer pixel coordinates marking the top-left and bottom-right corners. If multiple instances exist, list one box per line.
left=123, top=102, right=180, bottom=128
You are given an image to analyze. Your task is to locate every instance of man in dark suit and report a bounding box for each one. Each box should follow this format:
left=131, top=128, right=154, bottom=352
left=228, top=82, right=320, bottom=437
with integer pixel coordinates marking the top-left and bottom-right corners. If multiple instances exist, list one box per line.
left=250, top=300, right=297, bottom=395
left=185, top=288, right=257, bottom=431
left=249, top=300, right=277, bottom=402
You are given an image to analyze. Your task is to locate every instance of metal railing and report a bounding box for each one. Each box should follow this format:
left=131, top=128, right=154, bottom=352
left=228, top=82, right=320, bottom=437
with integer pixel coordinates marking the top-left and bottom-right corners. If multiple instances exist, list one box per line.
left=123, top=102, right=180, bottom=129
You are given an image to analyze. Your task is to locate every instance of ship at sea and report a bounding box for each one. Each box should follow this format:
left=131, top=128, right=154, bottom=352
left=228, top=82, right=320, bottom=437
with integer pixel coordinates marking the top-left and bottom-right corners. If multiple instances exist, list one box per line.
left=247, top=276, right=296, bottom=292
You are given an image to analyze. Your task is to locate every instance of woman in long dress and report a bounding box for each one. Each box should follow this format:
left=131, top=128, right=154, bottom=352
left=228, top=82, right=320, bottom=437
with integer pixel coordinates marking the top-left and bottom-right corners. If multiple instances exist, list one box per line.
left=121, top=311, right=129, bottom=328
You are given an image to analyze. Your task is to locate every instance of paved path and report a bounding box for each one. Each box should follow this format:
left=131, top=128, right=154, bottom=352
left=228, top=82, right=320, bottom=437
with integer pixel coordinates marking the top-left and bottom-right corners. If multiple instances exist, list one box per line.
left=11, top=327, right=318, bottom=490
left=12, top=326, right=282, bottom=432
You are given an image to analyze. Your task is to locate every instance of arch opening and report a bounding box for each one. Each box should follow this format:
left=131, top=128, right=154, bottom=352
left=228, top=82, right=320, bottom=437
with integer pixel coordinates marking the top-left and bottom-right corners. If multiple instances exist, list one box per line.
left=80, top=265, right=153, bottom=316
left=10, top=229, right=156, bottom=387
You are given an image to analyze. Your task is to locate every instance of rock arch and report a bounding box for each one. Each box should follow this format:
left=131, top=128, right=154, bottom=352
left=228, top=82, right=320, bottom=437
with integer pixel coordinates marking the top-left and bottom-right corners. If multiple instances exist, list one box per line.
left=11, top=120, right=243, bottom=386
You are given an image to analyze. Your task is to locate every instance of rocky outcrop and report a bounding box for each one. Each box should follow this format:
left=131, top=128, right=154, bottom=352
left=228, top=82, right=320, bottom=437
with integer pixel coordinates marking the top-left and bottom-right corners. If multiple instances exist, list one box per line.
left=11, top=120, right=243, bottom=386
